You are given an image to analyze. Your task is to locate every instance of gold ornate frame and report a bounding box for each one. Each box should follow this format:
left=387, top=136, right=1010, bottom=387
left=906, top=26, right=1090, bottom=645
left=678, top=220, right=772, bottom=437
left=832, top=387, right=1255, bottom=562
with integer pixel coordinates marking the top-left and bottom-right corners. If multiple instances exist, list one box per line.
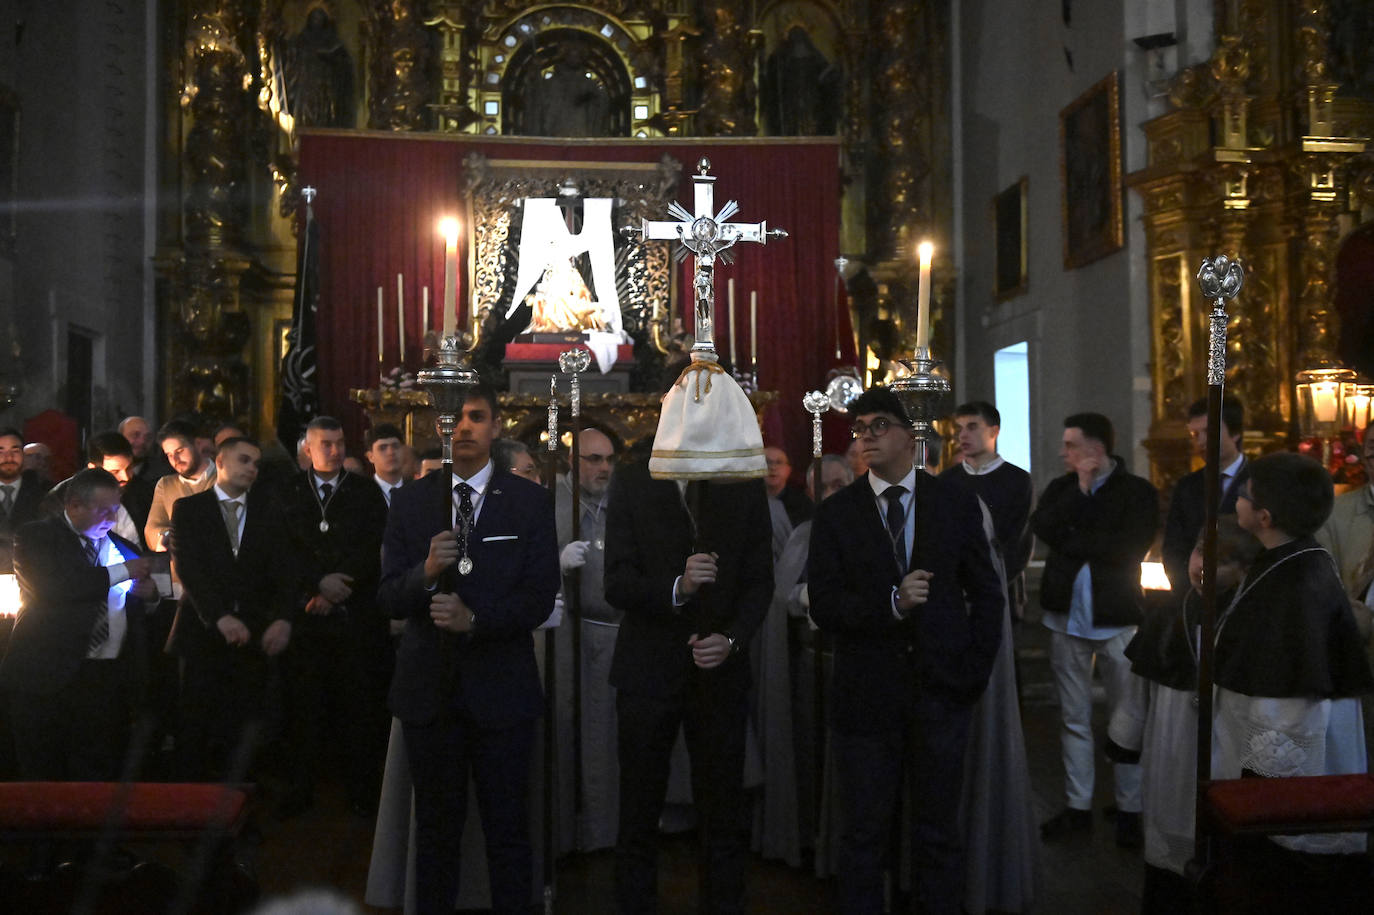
left=1060, top=71, right=1123, bottom=270
left=993, top=175, right=1028, bottom=300
left=462, top=153, right=680, bottom=346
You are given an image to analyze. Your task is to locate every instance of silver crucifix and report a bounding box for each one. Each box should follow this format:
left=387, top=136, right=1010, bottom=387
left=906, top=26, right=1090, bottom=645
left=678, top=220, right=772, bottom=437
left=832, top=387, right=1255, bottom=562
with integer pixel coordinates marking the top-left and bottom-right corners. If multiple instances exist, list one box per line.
left=625, top=157, right=787, bottom=360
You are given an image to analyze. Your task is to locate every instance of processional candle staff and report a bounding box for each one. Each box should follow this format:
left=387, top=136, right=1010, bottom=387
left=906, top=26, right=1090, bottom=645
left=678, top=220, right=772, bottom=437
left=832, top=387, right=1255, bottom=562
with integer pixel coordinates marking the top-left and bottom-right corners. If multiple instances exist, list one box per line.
left=417, top=218, right=479, bottom=586
left=915, top=241, right=933, bottom=354
left=803, top=389, right=831, bottom=817
left=560, top=347, right=592, bottom=832
left=541, top=371, right=560, bottom=914
left=1192, top=254, right=1244, bottom=868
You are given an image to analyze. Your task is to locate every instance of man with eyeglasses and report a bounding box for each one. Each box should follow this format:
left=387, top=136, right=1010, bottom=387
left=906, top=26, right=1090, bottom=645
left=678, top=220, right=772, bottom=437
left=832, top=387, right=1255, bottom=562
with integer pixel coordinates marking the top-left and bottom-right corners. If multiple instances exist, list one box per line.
left=553, top=427, right=622, bottom=852
left=808, top=386, right=1004, bottom=914
left=1033, top=412, right=1158, bottom=849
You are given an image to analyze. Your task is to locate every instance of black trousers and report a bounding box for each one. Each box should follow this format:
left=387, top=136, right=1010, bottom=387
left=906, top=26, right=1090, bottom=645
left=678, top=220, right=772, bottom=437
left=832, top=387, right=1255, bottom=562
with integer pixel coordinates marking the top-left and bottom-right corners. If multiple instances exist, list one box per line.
left=402, top=712, right=534, bottom=915
left=9, top=659, right=130, bottom=781
left=175, top=638, right=270, bottom=782
left=833, top=692, right=973, bottom=915
left=615, top=677, right=749, bottom=915
left=287, top=613, right=391, bottom=806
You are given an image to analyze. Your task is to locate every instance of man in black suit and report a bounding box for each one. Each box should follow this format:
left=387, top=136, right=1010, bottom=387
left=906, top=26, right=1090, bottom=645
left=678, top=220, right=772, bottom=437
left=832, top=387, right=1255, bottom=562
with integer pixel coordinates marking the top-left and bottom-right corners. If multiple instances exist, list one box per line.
left=378, top=382, right=559, bottom=915
left=1161, top=395, right=1248, bottom=591
left=169, top=437, right=294, bottom=780
left=808, top=386, right=1004, bottom=915
left=604, top=455, right=773, bottom=914
left=0, top=427, right=49, bottom=574
left=0, top=468, right=156, bottom=779
left=281, top=415, right=390, bottom=817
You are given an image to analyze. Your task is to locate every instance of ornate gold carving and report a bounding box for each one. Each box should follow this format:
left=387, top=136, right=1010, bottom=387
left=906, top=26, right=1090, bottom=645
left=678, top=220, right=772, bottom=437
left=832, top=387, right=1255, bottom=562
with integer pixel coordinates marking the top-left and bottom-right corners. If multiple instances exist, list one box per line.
left=1153, top=255, right=1188, bottom=422
left=871, top=0, right=932, bottom=258
left=697, top=7, right=757, bottom=137
left=351, top=387, right=779, bottom=453
left=365, top=0, right=433, bottom=131
left=1296, top=201, right=1342, bottom=367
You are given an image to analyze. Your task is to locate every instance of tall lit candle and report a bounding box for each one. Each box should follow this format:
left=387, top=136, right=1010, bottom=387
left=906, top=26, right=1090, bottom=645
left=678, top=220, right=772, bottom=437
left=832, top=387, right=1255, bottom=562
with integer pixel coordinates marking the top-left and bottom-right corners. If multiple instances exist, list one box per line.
left=750, top=290, right=758, bottom=367
left=728, top=278, right=737, bottom=365
left=422, top=286, right=429, bottom=337
left=916, top=241, right=933, bottom=353
left=397, top=274, right=405, bottom=363
left=376, top=286, right=385, bottom=366
left=440, top=218, right=459, bottom=339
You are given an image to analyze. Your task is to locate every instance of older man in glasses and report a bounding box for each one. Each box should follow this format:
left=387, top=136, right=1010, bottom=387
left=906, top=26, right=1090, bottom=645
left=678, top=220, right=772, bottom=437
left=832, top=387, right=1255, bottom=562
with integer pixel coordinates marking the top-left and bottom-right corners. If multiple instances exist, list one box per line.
left=808, top=385, right=1004, bottom=915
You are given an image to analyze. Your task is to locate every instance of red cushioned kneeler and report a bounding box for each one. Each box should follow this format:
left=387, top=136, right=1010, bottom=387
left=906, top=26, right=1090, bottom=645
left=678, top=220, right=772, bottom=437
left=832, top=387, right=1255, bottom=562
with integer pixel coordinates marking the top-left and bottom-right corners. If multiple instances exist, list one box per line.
left=1204, top=774, right=1374, bottom=836
left=0, top=782, right=250, bottom=841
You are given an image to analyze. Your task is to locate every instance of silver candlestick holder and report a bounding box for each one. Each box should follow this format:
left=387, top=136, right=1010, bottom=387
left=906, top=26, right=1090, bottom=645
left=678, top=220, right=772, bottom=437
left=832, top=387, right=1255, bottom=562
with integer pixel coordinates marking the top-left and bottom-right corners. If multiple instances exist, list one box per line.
left=417, top=335, right=481, bottom=518
left=888, top=346, right=951, bottom=470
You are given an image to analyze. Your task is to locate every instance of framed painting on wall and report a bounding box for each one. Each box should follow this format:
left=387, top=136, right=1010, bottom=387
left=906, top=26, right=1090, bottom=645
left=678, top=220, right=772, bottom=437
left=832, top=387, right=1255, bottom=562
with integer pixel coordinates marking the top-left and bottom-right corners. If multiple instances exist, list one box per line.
left=1059, top=71, right=1123, bottom=270
left=993, top=176, right=1028, bottom=299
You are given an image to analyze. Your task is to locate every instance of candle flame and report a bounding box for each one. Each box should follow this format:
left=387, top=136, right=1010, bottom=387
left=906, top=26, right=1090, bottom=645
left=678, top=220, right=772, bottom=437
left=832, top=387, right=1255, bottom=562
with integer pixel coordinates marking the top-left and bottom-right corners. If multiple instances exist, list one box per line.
left=439, top=217, right=460, bottom=245
left=917, top=241, right=934, bottom=264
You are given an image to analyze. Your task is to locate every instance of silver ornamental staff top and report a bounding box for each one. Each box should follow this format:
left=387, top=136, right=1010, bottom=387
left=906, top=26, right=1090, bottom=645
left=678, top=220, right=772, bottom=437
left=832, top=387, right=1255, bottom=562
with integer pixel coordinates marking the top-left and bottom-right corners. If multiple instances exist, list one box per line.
left=547, top=375, right=559, bottom=452
left=626, top=157, right=787, bottom=360
left=1196, top=255, right=1245, bottom=386
left=559, top=349, right=591, bottom=417
left=803, top=390, right=830, bottom=458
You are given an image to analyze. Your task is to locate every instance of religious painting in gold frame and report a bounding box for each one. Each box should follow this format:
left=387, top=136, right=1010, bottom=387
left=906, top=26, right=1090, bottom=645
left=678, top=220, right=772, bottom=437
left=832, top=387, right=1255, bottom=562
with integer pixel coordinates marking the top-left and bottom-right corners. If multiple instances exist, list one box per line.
left=463, top=154, right=680, bottom=345
left=1059, top=71, right=1123, bottom=270
left=993, top=176, right=1028, bottom=300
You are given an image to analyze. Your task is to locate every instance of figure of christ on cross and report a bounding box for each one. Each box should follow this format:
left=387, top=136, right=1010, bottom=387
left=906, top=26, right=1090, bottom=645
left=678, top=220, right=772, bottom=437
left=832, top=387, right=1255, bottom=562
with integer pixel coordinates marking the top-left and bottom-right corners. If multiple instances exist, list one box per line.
left=627, top=157, right=787, bottom=360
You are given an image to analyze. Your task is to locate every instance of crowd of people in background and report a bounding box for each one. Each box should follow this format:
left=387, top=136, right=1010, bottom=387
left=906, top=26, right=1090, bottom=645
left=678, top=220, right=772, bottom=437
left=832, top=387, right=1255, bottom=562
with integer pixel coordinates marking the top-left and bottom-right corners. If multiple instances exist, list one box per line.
left=0, top=385, right=1371, bottom=913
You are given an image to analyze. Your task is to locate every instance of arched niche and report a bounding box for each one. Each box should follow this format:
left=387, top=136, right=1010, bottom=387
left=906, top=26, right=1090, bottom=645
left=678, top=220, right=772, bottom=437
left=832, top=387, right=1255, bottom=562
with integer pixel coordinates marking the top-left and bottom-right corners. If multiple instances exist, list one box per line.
left=502, top=27, right=631, bottom=137
left=757, top=0, right=845, bottom=137
left=471, top=7, right=661, bottom=137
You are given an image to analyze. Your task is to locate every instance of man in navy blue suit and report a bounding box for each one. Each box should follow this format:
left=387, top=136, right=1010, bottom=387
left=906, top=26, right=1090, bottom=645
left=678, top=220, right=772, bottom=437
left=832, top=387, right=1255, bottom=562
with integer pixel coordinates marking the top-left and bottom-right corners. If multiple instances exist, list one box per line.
left=377, top=382, right=559, bottom=915
left=808, top=386, right=1004, bottom=915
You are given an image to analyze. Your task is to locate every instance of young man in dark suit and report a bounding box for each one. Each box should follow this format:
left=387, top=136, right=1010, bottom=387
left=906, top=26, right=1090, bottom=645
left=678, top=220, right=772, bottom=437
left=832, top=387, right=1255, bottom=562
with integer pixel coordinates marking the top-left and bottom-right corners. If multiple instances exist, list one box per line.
left=169, top=437, right=295, bottom=780
left=280, top=415, right=390, bottom=817
left=378, top=383, right=559, bottom=915
left=0, top=468, right=156, bottom=779
left=808, top=386, right=1004, bottom=915
left=1161, top=396, right=1248, bottom=591
left=0, top=427, right=50, bottom=574
left=604, top=453, right=774, bottom=914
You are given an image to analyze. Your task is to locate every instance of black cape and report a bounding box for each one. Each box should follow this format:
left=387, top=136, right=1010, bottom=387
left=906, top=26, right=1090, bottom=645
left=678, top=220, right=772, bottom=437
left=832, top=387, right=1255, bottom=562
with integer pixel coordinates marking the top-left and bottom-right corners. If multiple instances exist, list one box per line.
left=1213, top=537, right=1374, bottom=698
left=1125, top=587, right=1238, bottom=693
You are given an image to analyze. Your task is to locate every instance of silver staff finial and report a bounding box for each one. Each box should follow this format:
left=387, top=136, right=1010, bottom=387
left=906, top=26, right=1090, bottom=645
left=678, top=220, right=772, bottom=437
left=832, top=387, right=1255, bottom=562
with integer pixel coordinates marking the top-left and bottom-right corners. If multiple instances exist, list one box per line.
left=1197, top=256, right=1244, bottom=385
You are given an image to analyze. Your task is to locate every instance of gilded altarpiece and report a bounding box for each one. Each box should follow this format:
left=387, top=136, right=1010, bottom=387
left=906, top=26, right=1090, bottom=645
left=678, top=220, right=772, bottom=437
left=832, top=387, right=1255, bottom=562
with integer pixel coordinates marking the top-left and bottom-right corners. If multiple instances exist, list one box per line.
left=1129, top=0, right=1373, bottom=495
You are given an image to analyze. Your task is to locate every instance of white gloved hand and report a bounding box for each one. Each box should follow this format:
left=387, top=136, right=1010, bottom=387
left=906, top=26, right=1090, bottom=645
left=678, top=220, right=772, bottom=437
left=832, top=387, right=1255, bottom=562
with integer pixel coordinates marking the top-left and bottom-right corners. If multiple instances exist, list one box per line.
left=539, top=592, right=565, bottom=630
left=560, top=540, right=591, bottom=573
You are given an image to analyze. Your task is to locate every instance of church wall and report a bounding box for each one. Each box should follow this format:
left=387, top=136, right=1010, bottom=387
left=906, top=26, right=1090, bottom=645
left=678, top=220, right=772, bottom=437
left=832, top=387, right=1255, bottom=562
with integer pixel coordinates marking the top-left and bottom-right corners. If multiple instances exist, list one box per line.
left=954, top=0, right=1209, bottom=492
left=1, top=0, right=155, bottom=437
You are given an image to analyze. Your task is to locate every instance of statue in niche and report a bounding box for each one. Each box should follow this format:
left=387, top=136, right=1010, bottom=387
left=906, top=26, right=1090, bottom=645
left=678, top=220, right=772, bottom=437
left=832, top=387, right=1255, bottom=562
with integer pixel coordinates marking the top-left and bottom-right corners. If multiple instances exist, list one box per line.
left=523, top=258, right=606, bottom=334
left=511, top=35, right=619, bottom=137
left=762, top=26, right=842, bottom=136
left=281, top=5, right=355, bottom=128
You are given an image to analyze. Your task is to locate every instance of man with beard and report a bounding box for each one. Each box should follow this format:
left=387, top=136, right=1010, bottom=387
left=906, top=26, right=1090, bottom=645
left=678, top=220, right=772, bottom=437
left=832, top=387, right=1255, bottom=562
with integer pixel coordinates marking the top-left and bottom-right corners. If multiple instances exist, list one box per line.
left=0, top=428, right=48, bottom=574
left=554, top=427, right=621, bottom=852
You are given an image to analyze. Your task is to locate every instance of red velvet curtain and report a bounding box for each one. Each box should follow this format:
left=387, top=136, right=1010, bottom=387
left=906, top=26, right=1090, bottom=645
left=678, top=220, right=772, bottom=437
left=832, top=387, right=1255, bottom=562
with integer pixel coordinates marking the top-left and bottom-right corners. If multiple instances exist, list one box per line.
left=298, top=132, right=856, bottom=473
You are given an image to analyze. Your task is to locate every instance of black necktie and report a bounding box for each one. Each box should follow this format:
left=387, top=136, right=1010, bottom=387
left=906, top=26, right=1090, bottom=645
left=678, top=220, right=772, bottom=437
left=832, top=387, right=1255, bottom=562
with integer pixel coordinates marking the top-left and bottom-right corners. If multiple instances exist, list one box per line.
left=0, top=484, right=13, bottom=519
left=455, top=481, right=474, bottom=542
left=885, top=486, right=907, bottom=573
left=85, top=536, right=108, bottom=652
left=320, top=482, right=333, bottom=502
